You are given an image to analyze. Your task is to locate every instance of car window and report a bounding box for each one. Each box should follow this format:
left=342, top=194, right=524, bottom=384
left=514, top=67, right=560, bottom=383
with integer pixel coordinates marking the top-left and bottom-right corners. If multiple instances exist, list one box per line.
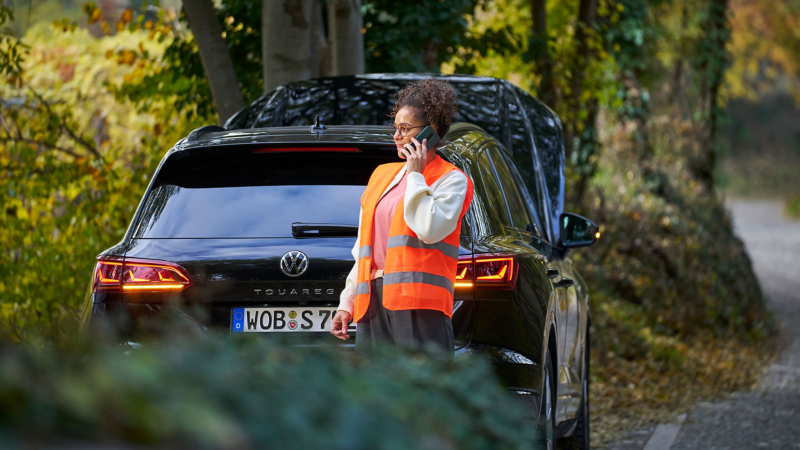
left=496, top=149, right=544, bottom=238
left=476, top=148, right=513, bottom=230
left=133, top=153, right=383, bottom=239
left=133, top=151, right=474, bottom=241
left=504, top=90, right=550, bottom=239
left=133, top=184, right=365, bottom=238
left=517, top=90, right=563, bottom=241
left=485, top=146, right=536, bottom=234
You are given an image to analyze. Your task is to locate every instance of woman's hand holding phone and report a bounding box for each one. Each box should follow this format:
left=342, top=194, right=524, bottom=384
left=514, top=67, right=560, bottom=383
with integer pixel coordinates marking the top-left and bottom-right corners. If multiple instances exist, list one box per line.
left=401, top=137, right=428, bottom=174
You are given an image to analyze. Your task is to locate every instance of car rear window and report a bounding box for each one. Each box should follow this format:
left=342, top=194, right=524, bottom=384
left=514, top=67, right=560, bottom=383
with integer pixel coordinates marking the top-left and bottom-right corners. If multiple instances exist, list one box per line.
left=131, top=152, right=397, bottom=239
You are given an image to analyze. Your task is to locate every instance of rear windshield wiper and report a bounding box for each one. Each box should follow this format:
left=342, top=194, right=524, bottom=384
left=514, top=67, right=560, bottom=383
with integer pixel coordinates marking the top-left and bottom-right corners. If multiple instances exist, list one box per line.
left=292, top=222, right=358, bottom=238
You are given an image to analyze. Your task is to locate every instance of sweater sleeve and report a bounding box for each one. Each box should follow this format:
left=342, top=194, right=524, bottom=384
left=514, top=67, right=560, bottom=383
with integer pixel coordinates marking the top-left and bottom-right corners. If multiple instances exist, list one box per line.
left=403, top=170, right=468, bottom=244
left=337, top=205, right=362, bottom=316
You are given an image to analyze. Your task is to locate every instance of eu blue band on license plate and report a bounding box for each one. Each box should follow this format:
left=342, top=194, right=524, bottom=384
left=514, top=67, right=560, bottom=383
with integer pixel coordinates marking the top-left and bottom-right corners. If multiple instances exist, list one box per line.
left=231, top=307, right=356, bottom=333
left=232, top=308, right=246, bottom=332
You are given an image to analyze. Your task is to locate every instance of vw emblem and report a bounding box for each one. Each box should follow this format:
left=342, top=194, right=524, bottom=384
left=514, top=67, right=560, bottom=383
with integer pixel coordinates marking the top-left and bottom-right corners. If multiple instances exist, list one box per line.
left=280, top=251, right=309, bottom=277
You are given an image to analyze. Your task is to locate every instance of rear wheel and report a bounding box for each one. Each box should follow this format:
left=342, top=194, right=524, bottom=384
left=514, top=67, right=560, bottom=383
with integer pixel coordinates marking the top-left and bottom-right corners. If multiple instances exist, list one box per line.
left=538, top=348, right=557, bottom=450
left=561, top=323, right=590, bottom=449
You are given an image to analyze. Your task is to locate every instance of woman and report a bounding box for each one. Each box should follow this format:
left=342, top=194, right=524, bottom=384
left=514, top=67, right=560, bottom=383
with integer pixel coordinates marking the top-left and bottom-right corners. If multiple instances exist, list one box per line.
left=330, top=79, right=474, bottom=357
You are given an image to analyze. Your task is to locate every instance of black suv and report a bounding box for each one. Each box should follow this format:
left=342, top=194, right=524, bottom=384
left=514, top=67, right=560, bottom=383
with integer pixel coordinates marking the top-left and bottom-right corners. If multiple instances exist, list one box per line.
left=80, top=74, right=598, bottom=449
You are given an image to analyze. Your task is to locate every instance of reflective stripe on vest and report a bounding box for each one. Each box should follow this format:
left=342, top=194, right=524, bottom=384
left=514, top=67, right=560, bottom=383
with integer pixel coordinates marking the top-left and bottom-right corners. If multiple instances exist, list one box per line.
left=353, top=154, right=474, bottom=322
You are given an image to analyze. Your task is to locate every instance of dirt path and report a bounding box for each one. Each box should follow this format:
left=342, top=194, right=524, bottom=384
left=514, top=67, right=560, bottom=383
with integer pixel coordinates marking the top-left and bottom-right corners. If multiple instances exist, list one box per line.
left=605, top=199, right=800, bottom=450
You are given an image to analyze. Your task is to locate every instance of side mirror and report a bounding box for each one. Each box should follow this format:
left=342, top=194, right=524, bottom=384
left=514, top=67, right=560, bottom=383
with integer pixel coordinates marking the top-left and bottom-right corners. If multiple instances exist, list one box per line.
left=559, top=212, right=599, bottom=248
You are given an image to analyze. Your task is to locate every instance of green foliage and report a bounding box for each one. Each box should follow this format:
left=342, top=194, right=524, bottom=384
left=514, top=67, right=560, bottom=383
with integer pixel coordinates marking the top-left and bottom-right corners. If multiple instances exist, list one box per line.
left=363, top=0, right=511, bottom=73
left=0, top=22, right=209, bottom=347
left=362, top=0, right=461, bottom=72
left=787, top=195, right=800, bottom=219
left=0, top=4, right=29, bottom=77
left=110, top=1, right=262, bottom=121
left=0, top=336, right=537, bottom=449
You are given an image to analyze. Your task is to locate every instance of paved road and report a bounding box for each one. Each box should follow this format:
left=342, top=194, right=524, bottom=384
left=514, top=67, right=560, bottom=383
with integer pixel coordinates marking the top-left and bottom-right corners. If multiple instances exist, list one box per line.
left=605, top=199, right=800, bottom=450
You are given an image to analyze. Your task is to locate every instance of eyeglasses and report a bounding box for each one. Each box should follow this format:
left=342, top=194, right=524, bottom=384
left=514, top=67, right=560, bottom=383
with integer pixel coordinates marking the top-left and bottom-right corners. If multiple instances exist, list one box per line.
left=388, top=123, right=429, bottom=137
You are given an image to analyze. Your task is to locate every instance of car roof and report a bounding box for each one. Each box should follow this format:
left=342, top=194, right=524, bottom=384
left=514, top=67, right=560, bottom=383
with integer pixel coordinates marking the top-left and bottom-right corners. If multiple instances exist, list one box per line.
left=175, top=122, right=490, bottom=151
left=177, top=125, right=398, bottom=149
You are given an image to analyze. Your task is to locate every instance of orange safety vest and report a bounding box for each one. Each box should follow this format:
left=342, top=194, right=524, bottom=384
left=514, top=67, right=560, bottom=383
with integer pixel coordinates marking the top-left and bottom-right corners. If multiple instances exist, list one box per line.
left=353, top=154, right=474, bottom=323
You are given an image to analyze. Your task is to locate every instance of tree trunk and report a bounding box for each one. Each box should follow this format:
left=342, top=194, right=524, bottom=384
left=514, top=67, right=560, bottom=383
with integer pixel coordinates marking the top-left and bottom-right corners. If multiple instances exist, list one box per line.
left=182, top=0, right=245, bottom=125
left=313, top=0, right=331, bottom=77
left=263, top=0, right=316, bottom=93
left=567, top=0, right=597, bottom=160
left=697, top=0, right=730, bottom=192
left=530, top=0, right=556, bottom=108
left=327, top=0, right=364, bottom=76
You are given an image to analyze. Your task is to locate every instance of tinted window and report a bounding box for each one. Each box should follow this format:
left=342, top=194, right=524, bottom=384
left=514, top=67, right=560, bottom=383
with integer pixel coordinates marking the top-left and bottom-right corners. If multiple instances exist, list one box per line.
left=476, top=149, right=512, bottom=230
left=517, top=89, right=564, bottom=241
left=133, top=152, right=473, bottom=240
left=497, top=150, right=544, bottom=237
left=486, top=146, right=535, bottom=233
left=133, top=153, right=390, bottom=239
left=503, top=88, right=549, bottom=238
left=134, top=184, right=365, bottom=238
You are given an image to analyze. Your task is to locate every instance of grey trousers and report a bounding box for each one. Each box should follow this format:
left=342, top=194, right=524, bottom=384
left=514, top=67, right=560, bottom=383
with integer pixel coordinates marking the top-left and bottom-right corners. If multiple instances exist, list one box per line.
left=355, top=277, right=454, bottom=358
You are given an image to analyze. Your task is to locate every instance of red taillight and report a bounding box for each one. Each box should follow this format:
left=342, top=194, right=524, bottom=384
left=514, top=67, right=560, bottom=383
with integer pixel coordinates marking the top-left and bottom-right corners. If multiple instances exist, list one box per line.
left=92, top=258, right=193, bottom=293
left=456, top=257, right=474, bottom=288
left=456, top=254, right=517, bottom=290
left=93, top=260, right=124, bottom=293
left=251, top=146, right=361, bottom=153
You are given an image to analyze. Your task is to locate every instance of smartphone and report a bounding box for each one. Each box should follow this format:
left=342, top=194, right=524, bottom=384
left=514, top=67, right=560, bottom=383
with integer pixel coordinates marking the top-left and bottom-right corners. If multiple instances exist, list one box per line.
left=412, top=125, right=440, bottom=149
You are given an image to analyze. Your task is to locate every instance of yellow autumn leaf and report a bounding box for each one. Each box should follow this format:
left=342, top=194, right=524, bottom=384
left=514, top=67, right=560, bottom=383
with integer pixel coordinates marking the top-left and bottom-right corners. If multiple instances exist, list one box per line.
left=66, top=185, right=81, bottom=201
left=118, top=50, right=136, bottom=66
left=89, top=8, right=102, bottom=24
left=121, top=8, right=134, bottom=24
left=104, top=49, right=114, bottom=59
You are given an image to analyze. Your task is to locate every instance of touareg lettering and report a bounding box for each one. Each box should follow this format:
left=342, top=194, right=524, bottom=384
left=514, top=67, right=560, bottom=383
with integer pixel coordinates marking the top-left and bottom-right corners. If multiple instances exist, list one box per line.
left=254, top=288, right=337, bottom=295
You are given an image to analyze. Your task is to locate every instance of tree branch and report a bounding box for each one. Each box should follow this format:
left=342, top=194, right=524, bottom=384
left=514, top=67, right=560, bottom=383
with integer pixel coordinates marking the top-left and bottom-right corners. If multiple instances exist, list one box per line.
left=22, top=80, right=104, bottom=160
left=0, top=137, right=82, bottom=158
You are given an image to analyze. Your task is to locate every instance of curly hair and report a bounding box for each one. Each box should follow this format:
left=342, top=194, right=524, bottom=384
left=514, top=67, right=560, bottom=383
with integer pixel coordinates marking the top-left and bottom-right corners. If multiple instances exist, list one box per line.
left=391, top=79, right=459, bottom=146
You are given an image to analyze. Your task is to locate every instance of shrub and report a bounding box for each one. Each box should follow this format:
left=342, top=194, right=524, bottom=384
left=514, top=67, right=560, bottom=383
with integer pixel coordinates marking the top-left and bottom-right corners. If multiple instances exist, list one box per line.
left=0, top=335, right=538, bottom=449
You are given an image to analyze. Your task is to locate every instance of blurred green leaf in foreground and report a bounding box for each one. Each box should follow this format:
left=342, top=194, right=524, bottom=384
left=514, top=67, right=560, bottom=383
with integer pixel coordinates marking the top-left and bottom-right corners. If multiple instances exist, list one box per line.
left=0, top=335, right=537, bottom=449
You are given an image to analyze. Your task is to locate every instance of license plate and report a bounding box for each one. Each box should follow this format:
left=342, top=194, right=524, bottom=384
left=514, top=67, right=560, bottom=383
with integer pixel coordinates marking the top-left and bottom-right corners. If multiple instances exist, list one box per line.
left=231, top=307, right=356, bottom=333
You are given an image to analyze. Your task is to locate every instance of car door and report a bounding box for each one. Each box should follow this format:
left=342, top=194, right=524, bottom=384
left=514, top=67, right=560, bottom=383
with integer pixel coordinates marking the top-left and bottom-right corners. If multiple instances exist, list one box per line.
left=484, top=144, right=581, bottom=422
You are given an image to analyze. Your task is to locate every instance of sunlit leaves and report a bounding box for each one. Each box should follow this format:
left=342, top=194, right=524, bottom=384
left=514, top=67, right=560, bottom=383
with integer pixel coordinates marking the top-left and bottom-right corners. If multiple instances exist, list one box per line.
left=0, top=23, right=207, bottom=346
left=724, top=0, right=800, bottom=101
left=120, top=8, right=134, bottom=25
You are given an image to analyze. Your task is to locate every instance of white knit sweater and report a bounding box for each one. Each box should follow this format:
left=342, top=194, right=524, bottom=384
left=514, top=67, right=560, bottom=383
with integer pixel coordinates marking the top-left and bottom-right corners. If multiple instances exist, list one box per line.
left=337, top=163, right=469, bottom=315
